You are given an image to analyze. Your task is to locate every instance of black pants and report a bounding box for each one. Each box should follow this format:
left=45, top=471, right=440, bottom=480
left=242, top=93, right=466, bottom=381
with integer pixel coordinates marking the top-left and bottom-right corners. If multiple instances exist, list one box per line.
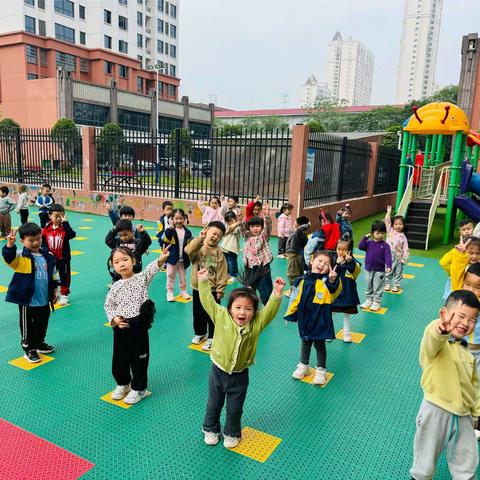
left=203, top=363, right=249, bottom=437
left=112, top=324, right=149, bottom=391
left=245, top=264, right=273, bottom=306
left=56, top=258, right=71, bottom=296
left=18, top=304, right=50, bottom=352
left=39, top=212, right=49, bottom=228
left=300, top=339, right=326, bottom=368
left=278, top=237, right=288, bottom=255
left=20, top=209, right=29, bottom=225
left=192, top=288, right=220, bottom=339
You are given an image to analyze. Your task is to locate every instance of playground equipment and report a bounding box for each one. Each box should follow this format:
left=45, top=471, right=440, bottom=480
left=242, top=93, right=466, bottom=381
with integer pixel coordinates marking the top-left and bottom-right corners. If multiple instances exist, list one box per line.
left=396, top=102, right=480, bottom=249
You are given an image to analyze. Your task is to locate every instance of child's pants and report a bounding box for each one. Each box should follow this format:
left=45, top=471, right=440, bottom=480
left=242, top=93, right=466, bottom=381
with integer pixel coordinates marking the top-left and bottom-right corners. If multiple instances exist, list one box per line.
left=112, top=324, right=149, bottom=391
left=19, top=209, right=29, bottom=225
left=192, top=288, right=220, bottom=339
left=410, top=400, right=478, bottom=480
left=364, top=270, right=385, bottom=304
left=245, top=264, right=273, bottom=305
left=300, top=339, right=326, bottom=368
left=18, top=304, right=50, bottom=352
left=278, top=237, right=288, bottom=255
left=39, top=212, right=49, bottom=228
left=224, top=252, right=238, bottom=278
left=203, top=363, right=249, bottom=438
left=287, top=253, right=304, bottom=285
left=56, top=258, right=71, bottom=296
left=385, top=258, right=403, bottom=288
left=0, top=212, right=11, bottom=236
left=166, top=261, right=186, bottom=293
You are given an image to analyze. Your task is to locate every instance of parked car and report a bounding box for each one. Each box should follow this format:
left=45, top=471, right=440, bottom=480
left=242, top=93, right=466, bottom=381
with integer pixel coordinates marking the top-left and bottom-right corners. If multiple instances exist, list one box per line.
left=158, top=157, right=175, bottom=170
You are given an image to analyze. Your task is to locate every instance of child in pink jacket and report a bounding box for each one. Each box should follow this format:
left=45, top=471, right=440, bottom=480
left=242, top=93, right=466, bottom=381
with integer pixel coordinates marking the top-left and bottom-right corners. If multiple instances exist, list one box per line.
left=198, top=196, right=225, bottom=225
left=277, top=202, right=294, bottom=258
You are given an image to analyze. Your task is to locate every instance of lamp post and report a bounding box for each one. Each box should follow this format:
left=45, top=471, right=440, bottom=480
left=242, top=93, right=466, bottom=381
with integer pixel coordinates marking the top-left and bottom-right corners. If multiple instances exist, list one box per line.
left=148, top=62, right=167, bottom=134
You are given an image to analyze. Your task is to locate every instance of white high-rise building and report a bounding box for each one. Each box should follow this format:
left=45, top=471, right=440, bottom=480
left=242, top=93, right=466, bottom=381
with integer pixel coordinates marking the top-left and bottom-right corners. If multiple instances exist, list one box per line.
left=326, top=31, right=374, bottom=106
left=396, top=0, right=443, bottom=103
left=299, top=74, right=330, bottom=108
left=0, top=0, right=179, bottom=77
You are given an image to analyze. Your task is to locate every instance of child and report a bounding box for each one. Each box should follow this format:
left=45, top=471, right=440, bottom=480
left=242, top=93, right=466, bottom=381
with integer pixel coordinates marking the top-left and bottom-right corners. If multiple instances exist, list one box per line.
left=239, top=206, right=274, bottom=305
left=15, top=184, right=30, bottom=225
left=197, top=267, right=285, bottom=448
left=332, top=237, right=361, bottom=343
left=459, top=218, right=475, bottom=240
left=2, top=223, right=59, bottom=363
left=35, top=184, right=54, bottom=229
left=108, top=205, right=135, bottom=226
left=220, top=195, right=241, bottom=218
left=157, top=200, right=174, bottom=248
left=42, top=204, right=76, bottom=306
left=104, top=247, right=170, bottom=405
left=161, top=208, right=193, bottom=302
left=220, top=211, right=241, bottom=284
left=358, top=220, right=392, bottom=311
left=286, top=251, right=341, bottom=385
left=185, top=221, right=228, bottom=351
left=277, top=203, right=294, bottom=258
left=384, top=205, right=409, bottom=292
left=105, top=219, right=152, bottom=281
left=245, top=195, right=263, bottom=221
left=0, top=186, right=16, bottom=237
left=304, top=210, right=341, bottom=267
left=285, top=216, right=310, bottom=289
left=410, top=290, right=480, bottom=479
left=198, top=195, right=224, bottom=225
left=336, top=204, right=353, bottom=240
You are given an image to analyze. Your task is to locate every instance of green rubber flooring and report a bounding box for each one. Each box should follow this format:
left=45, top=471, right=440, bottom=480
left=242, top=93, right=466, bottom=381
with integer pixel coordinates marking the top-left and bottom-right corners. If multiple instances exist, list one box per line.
left=0, top=211, right=471, bottom=479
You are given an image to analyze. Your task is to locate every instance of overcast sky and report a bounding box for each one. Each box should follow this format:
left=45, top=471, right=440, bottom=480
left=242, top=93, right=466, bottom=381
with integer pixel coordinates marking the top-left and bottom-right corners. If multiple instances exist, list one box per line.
left=178, top=0, right=478, bottom=110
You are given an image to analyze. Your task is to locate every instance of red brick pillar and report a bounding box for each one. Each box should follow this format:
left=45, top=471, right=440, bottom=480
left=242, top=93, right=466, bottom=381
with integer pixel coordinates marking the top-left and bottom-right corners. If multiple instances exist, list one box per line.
left=367, top=142, right=379, bottom=197
left=288, top=125, right=310, bottom=216
left=81, top=126, right=96, bottom=195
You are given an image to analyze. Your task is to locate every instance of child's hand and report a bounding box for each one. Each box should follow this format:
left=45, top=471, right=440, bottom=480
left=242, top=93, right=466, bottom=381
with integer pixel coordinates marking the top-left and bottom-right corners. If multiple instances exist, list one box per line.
left=200, top=227, right=208, bottom=238
left=6, top=228, right=16, bottom=247
left=336, top=255, right=344, bottom=264
left=273, top=277, right=286, bottom=296
left=238, top=211, right=244, bottom=222
left=345, top=251, right=353, bottom=262
left=113, top=316, right=129, bottom=329
left=158, top=245, right=170, bottom=265
left=328, top=265, right=338, bottom=283
left=436, top=311, right=454, bottom=334
left=254, top=194, right=262, bottom=202
left=216, top=292, right=224, bottom=301
left=220, top=194, right=226, bottom=203
left=263, top=204, right=270, bottom=216
left=385, top=267, right=392, bottom=273
left=136, top=224, right=144, bottom=233
left=168, top=218, right=175, bottom=229
left=197, top=268, right=209, bottom=281
left=456, top=236, right=470, bottom=253
left=52, top=288, right=59, bottom=305
left=105, top=201, right=112, bottom=212
left=61, top=214, right=67, bottom=223
left=365, top=233, right=372, bottom=238
left=401, top=259, right=406, bottom=264
left=387, top=204, right=392, bottom=214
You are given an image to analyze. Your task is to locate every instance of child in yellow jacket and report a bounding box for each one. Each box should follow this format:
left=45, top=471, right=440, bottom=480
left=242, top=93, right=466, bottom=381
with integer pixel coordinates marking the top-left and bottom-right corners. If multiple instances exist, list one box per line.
left=410, top=290, right=480, bottom=479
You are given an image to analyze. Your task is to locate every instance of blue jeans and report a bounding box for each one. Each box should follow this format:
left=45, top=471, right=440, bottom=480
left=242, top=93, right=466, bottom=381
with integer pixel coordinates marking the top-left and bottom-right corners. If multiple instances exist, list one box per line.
left=224, top=252, right=238, bottom=278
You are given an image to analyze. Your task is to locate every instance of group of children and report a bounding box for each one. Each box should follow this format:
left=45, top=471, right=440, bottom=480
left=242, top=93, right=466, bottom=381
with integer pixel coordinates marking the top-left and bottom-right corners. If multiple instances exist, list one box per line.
left=2, top=185, right=480, bottom=475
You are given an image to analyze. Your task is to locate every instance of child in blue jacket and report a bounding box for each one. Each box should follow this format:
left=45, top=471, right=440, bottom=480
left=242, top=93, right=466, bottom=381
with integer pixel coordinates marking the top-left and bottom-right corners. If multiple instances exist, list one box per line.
left=285, top=251, right=342, bottom=385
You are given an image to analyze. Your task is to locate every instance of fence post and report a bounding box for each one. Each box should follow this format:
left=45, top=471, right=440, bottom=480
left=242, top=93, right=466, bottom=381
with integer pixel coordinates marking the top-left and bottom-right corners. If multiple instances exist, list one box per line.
left=336, top=136, right=348, bottom=201
left=288, top=125, right=309, bottom=215
left=81, top=126, right=96, bottom=194
left=15, top=128, right=23, bottom=183
left=366, top=142, right=379, bottom=197
left=174, top=128, right=181, bottom=198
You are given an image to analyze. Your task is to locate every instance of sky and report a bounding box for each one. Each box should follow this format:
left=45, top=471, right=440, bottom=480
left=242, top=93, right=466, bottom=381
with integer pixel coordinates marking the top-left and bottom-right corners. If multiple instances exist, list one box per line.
left=178, top=0, right=479, bottom=110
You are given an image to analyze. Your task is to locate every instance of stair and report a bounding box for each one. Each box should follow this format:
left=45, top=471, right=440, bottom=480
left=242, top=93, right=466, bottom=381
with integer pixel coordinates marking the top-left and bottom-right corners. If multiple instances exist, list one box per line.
left=405, top=199, right=432, bottom=250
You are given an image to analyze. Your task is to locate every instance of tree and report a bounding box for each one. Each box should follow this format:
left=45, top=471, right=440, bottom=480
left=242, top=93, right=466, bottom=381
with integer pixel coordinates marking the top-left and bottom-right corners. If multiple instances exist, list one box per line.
left=258, top=116, right=289, bottom=132
left=402, top=85, right=459, bottom=117
left=305, top=119, right=325, bottom=132
left=216, top=122, right=244, bottom=136
left=165, top=128, right=192, bottom=160
left=0, top=118, right=20, bottom=174
left=51, top=118, right=81, bottom=168
left=96, top=123, right=125, bottom=169
left=381, top=124, right=402, bottom=148
left=239, top=117, right=262, bottom=130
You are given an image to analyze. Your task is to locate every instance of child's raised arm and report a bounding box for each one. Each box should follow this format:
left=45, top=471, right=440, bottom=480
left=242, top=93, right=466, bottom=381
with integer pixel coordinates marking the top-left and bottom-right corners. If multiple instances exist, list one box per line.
left=198, top=268, right=223, bottom=322
left=185, top=229, right=206, bottom=262
left=256, top=277, right=285, bottom=331
left=384, top=205, right=392, bottom=230
left=358, top=234, right=370, bottom=252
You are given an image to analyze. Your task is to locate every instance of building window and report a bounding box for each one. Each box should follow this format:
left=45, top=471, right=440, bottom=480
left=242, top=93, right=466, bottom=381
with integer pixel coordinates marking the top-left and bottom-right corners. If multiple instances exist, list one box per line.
left=137, top=54, right=143, bottom=64
left=119, top=65, right=128, bottom=78
left=25, top=0, right=34, bottom=6
left=119, top=15, right=128, bottom=30
left=104, top=9, right=112, bottom=24
left=38, top=19, right=46, bottom=36
left=165, top=22, right=169, bottom=35
left=26, top=45, right=38, bottom=64
left=170, top=25, right=176, bottom=38
left=80, top=58, right=89, bottom=72
left=40, top=48, right=47, bottom=66
left=158, top=0, right=164, bottom=11
left=25, top=16, right=36, bottom=34
left=74, top=102, right=109, bottom=127
left=119, top=40, right=128, bottom=53
left=158, top=81, right=164, bottom=94
left=157, top=19, right=163, bottom=33
left=56, top=51, right=76, bottom=71
left=168, top=84, right=176, bottom=97
left=158, top=116, right=182, bottom=134
left=190, top=122, right=210, bottom=138
left=169, top=64, right=176, bottom=77
left=137, top=33, right=143, bottom=47
left=38, top=0, right=45, bottom=8
left=137, top=11, right=143, bottom=26
left=55, top=23, right=75, bottom=43
left=119, top=0, right=128, bottom=5
left=80, top=31, right=86, bottom=45
left=137, top=76, right=143, bottom=92
left=104, top=61, right=113, bottom=74
left=165, top=42, right=169, bottom=53
left=27, top=73, right=38, bottom=80
left=170, top=4, right=177, bottom=18
left=118, top=109, right=150, bottom=131
left=79, top=5, right=85, bottom=19
left=157, top=40, right=163, bottom=53
left=104, top=35, right=112, bottom=49
left=54, top=0, right=74, bottom=18
left=170, top=44, right=176, bottom=58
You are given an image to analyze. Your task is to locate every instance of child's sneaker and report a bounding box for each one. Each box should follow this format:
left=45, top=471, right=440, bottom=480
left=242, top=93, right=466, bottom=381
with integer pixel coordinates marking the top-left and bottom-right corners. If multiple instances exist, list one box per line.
left=37, top=342, right=55, bottom=354
left=370, top=303, right=381, bottom=312
left=191, top=335, right=206, bottom=345
left=292, top=363, right=310, bottom=380
left=227, top=277, right=236, bottom=285
left=58, top=295, right=69, bottom=306
left=124, top=389, right=147, bottom=405
left=361, top=299, right=372, bottom=309
left=202, top=339, right=213, bottom=351
left=203, top=430, right=220, bottom=446
left=180, top=291, right=192, bottom=300
left=313, top=367, right=327, bottom=385
left=24, top=350, right=41, bottom=363
left=343, top=331, right=352, bottom=343
left=223, top=435, right=240, bottom=449
left=475, top=429, right=480, bottom=441
left=167, top=292, right=175, bottom=302
left=391, top=286, right=400, bottom=292
left=384, top=284, right=391, bottom=291
left=111, top=384, right=131, bottom=400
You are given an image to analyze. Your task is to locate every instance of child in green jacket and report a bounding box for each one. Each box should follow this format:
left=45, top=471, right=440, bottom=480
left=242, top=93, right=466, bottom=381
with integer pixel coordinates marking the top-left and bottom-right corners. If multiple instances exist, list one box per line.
left=197, top=268, right=286, bottom=449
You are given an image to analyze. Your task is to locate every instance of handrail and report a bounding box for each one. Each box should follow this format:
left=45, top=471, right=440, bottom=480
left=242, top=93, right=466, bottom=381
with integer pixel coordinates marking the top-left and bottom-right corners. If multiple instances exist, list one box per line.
left=425, top=168, right=446, bottom=250
left=397, top=165, right=414, bottom=218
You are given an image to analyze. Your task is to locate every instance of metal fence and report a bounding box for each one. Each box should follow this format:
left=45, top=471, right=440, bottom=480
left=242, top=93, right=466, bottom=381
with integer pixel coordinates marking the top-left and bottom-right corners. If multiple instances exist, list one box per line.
left=95, top=128, right=291, bottom=207
left=304, top=133, right=371, bottom=208
left=374, top=146, right=401, bottom=194
left=0, top=128, right=83, bottom=189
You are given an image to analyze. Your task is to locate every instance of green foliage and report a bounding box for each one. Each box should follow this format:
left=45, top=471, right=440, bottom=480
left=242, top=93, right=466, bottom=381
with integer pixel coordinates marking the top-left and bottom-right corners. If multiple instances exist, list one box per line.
left=97, top=122, right=124, bottom=145
left=0, top=118, right=20, bottom=142
left=216, top=122, right=244, bottom=136
left=51, top=118, right=79, bottom=141
left=381, top=124, right=402, bottom=148
left=165, top=128, right=192, bottom=159
left=305, top=119, right=325, bottom=132
left=259, top=116, right=289, bottom=132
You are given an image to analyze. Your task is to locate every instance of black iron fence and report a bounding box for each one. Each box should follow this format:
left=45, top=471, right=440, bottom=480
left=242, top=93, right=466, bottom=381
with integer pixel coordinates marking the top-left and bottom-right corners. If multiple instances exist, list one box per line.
left=0, top=128, right=83, bottom=189
left=95, top=128, right=291, bottom=207
left=304, top=133, right=371, bottom=208
left=374, top=146, right=401, bottom=194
